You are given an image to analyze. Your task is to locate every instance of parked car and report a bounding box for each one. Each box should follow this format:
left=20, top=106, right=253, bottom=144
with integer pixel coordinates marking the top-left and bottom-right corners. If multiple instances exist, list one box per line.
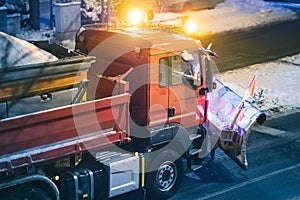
left=162, top=0, right=224, bottom=12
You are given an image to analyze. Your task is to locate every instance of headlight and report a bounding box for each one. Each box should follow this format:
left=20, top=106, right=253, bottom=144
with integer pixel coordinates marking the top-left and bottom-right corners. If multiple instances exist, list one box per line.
left=184, top=20, right=198, bottom=34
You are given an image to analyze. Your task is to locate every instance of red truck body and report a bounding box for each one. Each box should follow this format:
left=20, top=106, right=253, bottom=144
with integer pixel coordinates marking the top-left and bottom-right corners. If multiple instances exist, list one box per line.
left=0, top=93, right=130, bottom=172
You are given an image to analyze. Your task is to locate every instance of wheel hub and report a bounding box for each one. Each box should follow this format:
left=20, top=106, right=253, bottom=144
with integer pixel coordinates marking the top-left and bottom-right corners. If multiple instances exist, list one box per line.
left=157, top=162, right=177, bottom=191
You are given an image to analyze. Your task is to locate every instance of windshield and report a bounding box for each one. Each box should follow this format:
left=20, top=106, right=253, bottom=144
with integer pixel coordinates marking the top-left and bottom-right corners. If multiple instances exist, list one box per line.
left=159, top=48, right=219, bottom=89
left=159, top=49, right=203, bottom=88
left=180, top=50, right=202, bottom=87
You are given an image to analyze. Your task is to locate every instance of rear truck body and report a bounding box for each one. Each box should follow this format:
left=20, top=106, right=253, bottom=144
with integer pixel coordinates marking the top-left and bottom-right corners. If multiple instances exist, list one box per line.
left=0, top=41, right=136, bottom=200
left=0, top=29, right=266, bottom=200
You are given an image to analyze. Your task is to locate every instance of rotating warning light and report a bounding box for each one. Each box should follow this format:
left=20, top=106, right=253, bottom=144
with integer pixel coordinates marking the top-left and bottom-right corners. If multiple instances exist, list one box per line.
left=128, top=9, right=144, bottom=24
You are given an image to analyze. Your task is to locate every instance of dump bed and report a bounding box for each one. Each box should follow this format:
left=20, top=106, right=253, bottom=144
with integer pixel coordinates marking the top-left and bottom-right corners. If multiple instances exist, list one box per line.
left=0, top=41, right=131, bottom=174
left=0, top=42, right=93, bottom=102
left=0, top=93, right=130, bottom=174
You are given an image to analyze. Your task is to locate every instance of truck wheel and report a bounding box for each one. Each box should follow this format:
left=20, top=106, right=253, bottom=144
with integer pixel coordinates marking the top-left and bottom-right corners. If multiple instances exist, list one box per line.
left=13, top=183, right=54, bottom=200
left=146, top=149, right=183, bottom=200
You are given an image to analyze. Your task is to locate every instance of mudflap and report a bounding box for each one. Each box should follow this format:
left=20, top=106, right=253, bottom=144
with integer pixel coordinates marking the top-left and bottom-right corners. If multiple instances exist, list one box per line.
left=218, top=129, right=250, bottom=170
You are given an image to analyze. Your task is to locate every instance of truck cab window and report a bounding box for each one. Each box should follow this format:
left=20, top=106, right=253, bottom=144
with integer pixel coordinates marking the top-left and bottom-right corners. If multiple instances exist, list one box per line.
left=159, top=56, right=183, bottom=87
left=159, top=57, right=169, bottom=87
left=159, top=51, right=202, bottom=88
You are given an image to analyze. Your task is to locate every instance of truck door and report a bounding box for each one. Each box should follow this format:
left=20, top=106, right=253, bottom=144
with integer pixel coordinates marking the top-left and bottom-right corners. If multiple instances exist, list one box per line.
left=158, top=50, right=207, bottom=128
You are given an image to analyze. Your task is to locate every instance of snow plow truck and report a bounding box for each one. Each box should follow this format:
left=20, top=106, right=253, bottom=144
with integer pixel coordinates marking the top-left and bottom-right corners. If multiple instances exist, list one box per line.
left=0, top=24, right=266, bottom=200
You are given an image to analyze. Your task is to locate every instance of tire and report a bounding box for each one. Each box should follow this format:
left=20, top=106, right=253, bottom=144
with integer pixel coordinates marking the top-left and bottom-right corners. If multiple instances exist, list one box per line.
left=13, top=183, right=54, bottom=200
left=146, top=149, right=184, bottom=200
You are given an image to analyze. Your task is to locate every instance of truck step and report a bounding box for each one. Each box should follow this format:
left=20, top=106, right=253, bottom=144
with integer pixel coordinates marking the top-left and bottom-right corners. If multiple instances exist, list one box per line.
left=187, top=156, right=203, bottom=171
left=220, top=138, right=233, bottom=142
left=190, top=164, right=202, bottom=171
left=189, top=133, right=202, bottom=141
left=189, top=148, right=202, bottom=156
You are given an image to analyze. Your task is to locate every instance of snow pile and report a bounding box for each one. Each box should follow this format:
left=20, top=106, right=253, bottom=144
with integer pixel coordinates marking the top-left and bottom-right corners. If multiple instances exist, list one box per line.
left=81, top=0, right=103, bottom=22
left=154, top=0, right=299, bottom=36
left=216, top=53, right=300, bottom=117
left=17, top=26, right=55, bottom=42
left=0, top=31, right=58, bottom=68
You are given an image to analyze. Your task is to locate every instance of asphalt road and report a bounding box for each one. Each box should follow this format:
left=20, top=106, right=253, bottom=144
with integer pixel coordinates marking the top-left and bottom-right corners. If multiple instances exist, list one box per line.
left=173, top=112, right=300, bottom=200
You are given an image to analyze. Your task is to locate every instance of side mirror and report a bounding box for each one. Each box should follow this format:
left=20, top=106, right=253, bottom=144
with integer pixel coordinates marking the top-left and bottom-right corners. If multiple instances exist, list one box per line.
left=212, top=81, right=217, bottom=90
left=199, top=82, right=216, bottom=95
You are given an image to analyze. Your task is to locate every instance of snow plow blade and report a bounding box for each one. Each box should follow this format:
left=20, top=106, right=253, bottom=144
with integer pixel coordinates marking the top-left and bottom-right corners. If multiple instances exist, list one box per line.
left=205, top=79, right=266, bottom=169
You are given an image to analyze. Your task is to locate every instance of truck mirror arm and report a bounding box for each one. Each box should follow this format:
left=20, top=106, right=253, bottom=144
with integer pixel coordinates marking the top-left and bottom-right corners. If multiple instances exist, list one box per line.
left=199, top=87, right=209, bottom=95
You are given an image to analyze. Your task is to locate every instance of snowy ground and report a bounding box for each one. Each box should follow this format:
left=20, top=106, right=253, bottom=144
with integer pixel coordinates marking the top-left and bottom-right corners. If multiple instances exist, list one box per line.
left=155, top=0, right=300, bottom=118
left=15, top=0, right=300, bottom=118
left=216, top=54, right=300, bottom=119
left=16, top=0, right=299, bottom=42
left=154, top=0, right=299, bottom=36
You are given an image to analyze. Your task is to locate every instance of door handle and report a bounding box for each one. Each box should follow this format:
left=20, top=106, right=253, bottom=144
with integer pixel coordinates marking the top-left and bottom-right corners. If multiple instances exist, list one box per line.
left=168, top=107, right=175, bottom=117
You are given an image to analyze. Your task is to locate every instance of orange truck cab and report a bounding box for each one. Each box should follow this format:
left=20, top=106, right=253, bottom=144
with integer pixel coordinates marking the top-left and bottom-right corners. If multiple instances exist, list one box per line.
left=76, top=27, right=213, bottom=123
left=76, top=26, right=213, bottom=146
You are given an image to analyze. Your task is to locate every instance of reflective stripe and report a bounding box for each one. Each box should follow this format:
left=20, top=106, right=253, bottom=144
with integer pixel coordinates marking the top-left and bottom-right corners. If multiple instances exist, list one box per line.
left=149, top=112, right=196, bottom=126
left=197, top=105, right=205, bottom=116
left=169, top=112, right=196, bottom=121
left=149, top=118, right=167, bottom=126
left=196, top=105, right=205, bottom=120
left=141, top=156, right=145, bottom=187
